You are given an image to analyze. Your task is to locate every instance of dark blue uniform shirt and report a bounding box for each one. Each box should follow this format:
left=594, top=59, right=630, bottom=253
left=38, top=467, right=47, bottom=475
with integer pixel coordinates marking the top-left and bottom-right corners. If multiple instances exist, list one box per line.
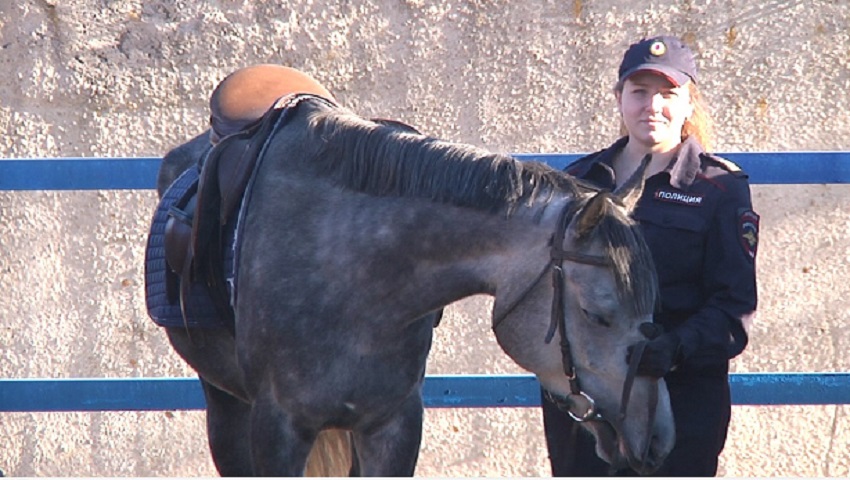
left=565, top=136, right=758, bottom=372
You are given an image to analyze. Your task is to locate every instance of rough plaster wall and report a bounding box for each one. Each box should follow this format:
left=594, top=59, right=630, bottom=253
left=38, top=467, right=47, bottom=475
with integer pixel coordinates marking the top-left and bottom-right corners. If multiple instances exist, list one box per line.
left=0, top=0, right=849, bottom=476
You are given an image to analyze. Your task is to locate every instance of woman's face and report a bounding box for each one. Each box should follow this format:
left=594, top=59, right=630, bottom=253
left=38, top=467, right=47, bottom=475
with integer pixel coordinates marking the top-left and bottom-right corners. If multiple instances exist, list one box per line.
left=617, top=72, right=693, bottom=152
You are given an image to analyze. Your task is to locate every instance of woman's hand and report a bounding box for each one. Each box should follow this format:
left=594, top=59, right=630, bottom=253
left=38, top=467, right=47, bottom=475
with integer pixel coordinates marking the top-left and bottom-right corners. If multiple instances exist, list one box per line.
left=627, top=329, right=682, bottom=378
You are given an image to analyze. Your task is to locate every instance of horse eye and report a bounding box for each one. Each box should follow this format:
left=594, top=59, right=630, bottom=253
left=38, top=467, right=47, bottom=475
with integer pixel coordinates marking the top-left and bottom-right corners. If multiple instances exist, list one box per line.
left=581, top=308, right=611, bottom=327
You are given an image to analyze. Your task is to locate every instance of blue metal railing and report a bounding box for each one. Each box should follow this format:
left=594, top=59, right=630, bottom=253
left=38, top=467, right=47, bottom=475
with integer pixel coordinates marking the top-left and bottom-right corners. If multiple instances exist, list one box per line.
left=2, top=152, right=850, bottom=191
left=1, top=152, right=848, bottom=412
left=1, top=373, right=850, bottom=412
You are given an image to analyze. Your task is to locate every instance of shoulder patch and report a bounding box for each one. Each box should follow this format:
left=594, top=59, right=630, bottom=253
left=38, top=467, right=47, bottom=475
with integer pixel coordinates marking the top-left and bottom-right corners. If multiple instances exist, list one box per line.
left=703, top=154, right=746, bottom=176
left=738, top=208, right=760, bottom=261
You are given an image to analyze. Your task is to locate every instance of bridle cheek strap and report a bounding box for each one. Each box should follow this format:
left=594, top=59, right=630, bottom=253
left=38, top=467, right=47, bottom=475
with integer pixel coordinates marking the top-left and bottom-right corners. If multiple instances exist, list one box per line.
left=548, top=264, right=581, bottom=395
left=542, top=203, right=610, bottom=419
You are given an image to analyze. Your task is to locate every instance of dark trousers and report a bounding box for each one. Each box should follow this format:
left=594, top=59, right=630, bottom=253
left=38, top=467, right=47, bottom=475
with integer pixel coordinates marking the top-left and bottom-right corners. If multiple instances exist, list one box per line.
left=541, top=370, right=731, bottom=476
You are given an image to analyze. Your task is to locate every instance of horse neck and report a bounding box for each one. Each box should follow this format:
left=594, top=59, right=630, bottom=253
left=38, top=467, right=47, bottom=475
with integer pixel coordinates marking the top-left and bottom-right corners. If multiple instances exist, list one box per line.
left=352, top=193, right=567, bottom=318
left=252, top=105, right=576, bottom=325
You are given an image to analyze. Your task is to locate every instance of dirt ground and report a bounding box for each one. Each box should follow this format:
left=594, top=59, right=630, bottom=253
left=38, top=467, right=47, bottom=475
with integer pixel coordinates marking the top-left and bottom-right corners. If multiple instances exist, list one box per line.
left=2, top=0, right=850, bottom=476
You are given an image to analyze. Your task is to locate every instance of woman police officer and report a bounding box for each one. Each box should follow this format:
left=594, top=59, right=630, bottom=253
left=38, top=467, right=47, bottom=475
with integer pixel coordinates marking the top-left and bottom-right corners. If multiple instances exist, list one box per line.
left=541, top=35, right=759, bottom=476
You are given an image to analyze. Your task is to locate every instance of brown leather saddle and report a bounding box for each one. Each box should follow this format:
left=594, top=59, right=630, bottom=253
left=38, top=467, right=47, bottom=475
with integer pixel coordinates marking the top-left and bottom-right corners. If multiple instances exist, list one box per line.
left=161, top=65, right=337, bottom=327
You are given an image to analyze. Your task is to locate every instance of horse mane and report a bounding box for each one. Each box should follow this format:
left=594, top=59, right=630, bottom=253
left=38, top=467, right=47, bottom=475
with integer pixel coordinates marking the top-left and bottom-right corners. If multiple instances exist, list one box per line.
left=306, top=106, right=581, bottom=215
left=577, top=192, right=659, bottom=316
left=302, top=103, right=656, bottom=314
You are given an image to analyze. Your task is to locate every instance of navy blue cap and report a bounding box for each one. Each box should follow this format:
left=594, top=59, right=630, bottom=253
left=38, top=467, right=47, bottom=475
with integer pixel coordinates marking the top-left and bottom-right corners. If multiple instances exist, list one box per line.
left=618, top=36, right=697, bottom=87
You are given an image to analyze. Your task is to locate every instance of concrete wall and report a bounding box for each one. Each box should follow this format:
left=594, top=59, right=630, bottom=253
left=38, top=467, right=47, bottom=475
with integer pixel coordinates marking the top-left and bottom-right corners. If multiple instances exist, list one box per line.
left=1, top=0, right=849, bottom=476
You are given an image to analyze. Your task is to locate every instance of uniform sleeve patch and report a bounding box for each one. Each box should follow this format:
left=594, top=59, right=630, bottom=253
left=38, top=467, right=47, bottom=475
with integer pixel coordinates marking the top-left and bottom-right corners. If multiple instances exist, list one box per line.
left=738, top=209, right=759, bottom=260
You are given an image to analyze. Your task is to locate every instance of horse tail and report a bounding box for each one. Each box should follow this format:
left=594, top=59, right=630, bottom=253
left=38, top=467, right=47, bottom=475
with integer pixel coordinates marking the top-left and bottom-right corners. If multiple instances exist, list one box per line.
left=305, top=429, right=354, bottom=476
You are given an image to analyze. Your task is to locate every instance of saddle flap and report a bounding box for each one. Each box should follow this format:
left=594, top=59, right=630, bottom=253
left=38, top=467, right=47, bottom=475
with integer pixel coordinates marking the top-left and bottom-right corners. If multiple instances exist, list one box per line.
left=189, top=100, right=290, bottom=321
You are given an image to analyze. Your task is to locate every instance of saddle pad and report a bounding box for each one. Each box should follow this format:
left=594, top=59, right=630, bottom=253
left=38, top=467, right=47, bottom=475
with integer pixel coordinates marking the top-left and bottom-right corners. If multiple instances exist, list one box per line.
left=144, top=167, right=235, bottom=329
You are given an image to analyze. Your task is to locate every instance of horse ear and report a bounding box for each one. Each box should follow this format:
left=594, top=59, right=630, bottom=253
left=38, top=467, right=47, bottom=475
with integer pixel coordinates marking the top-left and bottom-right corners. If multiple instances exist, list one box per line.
left=575, top=193, right=607, bottom=239
left=614, top=154, right=650, bottom=212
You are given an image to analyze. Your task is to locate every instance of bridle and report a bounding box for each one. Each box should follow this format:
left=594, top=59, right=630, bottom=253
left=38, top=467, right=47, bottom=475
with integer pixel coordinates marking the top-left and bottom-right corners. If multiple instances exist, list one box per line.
left=492, top=196, right=658, bottom=461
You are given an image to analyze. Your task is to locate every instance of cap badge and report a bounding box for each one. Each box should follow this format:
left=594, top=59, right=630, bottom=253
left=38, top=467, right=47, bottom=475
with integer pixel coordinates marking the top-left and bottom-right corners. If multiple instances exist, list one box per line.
left=649, top=40, right=667, bottom=56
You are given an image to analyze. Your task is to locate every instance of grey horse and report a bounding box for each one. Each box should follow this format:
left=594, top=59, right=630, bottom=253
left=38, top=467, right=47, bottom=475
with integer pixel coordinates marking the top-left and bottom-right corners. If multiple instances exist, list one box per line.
left=147, top=65, right=674, bottom=475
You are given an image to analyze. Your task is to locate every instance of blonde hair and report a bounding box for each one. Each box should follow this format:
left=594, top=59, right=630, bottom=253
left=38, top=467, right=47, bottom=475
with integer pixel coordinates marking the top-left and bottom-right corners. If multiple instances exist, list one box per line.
left=616, top=81, right=715, bottom=151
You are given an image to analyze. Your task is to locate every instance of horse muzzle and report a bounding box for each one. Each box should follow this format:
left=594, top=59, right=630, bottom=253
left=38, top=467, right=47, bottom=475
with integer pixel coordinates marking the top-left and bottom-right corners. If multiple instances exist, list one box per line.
left=615, top=377, right=675, bottom=475
left=547, top=373, right=674, bottom=475
left=579, top=401, right=672, bottom=476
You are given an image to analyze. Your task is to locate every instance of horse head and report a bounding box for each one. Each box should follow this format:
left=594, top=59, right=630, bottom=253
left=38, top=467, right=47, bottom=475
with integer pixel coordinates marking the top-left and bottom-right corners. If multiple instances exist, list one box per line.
left=492, top=155, right=674, bottom=474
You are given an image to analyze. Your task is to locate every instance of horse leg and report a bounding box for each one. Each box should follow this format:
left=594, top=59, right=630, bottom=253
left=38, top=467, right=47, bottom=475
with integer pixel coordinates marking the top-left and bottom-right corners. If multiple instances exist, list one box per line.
left=248, top=392, right=314, bottom=476
left=165, top=327, right=258, bottom=474
left=200, top=378, right=254, bottom=476
left=204, top=377, right=356, bottom=476
left=352, top=392, right=424, bottom=476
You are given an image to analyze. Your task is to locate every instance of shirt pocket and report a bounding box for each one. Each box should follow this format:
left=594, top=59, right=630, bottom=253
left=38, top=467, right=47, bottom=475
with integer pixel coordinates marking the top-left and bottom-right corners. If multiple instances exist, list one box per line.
left=633, top=207, right=708, bottom=283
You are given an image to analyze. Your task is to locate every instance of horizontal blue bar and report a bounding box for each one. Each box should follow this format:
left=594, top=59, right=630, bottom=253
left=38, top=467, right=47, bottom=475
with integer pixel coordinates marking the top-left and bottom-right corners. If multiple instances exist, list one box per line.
left=421, top=373, right=850, bottom=408
left=516, top=151, right=850, bottom=184
left=1, top=373, right=849, bottom=412
left=1, top=152, right=849, bottom=190
left=0, top=157, right=161, bottom=191
left=0, top=377, right=205, bottom=412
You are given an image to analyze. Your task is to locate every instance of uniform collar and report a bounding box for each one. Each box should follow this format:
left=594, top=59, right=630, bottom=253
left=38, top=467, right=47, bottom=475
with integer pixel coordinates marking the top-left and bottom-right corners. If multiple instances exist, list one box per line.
left=572, top=136, right=705, bottom=191
left=566, top=137, right=625, bottom=190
